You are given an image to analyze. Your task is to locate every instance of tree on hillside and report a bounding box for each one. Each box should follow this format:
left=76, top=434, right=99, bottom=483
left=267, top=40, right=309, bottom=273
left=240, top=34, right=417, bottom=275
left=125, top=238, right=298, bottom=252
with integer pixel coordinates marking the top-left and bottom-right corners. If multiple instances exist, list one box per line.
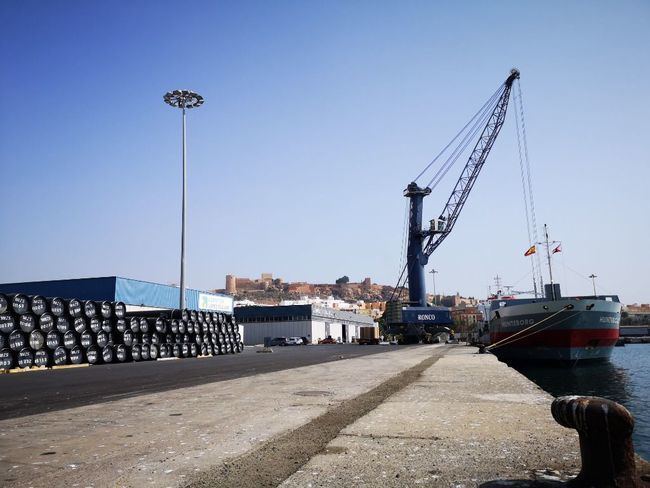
left=335, top=275, right=350, bottom=284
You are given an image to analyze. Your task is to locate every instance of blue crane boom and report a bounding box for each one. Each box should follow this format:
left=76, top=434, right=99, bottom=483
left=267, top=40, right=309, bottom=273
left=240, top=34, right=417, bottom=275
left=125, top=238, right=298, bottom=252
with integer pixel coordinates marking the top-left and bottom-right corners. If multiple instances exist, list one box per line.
left=404, top=69, right=520, bottom=308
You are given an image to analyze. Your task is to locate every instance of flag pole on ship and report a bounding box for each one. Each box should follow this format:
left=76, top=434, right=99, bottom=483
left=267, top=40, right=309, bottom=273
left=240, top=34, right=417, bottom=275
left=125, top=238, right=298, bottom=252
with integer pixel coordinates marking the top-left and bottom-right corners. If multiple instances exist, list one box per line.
left=544, top=224, right=555, bottom=299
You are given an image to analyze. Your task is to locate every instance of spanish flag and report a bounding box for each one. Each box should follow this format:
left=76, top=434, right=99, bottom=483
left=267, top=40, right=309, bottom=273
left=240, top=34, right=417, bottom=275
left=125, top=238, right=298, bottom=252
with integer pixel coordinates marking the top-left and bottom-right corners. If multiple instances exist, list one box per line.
left=524, top=245, right=536, bottom=256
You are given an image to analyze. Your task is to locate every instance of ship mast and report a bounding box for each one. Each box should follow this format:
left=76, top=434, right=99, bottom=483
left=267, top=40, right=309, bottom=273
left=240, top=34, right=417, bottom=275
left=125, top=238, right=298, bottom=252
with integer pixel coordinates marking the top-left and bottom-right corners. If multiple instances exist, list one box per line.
left=544, top=224, right=555, bottom=299
left=494, top=274, right=502, bottom=294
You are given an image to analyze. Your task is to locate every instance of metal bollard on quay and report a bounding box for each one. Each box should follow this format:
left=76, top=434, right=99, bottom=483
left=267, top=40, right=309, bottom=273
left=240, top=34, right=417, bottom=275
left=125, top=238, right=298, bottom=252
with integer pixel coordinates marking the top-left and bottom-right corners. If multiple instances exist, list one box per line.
left=551, top=396, right=637, bottom=488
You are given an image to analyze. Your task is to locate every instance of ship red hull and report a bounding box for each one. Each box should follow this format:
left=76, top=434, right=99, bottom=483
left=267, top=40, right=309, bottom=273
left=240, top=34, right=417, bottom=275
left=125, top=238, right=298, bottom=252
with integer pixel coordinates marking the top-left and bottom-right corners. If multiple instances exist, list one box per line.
left=488, top=297, right=621, bottom=362
left=490, top=328, right=619, bottom=348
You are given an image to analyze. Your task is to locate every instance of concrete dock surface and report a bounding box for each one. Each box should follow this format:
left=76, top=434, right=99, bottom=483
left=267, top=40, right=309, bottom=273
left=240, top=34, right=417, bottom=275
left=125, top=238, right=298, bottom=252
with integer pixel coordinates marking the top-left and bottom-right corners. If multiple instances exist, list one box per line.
left=279, top=347, right=582, bottom=487
left=0, top=345, right=599, bottom=487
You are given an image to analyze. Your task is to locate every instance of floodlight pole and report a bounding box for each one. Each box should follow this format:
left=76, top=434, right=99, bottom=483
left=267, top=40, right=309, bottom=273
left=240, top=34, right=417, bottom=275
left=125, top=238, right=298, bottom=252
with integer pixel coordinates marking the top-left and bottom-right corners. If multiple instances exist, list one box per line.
left=163, top=89, right=204, bottom=310
left=180, top=106, right=187, bottom=311
left=429, top=268, right=438, bottom=305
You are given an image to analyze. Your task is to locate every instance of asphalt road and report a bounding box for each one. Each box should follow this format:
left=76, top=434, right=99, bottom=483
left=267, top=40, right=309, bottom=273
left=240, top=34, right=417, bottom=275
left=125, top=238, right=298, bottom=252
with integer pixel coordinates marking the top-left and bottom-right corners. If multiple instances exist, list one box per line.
left=0, top=345, right=401, bottom=420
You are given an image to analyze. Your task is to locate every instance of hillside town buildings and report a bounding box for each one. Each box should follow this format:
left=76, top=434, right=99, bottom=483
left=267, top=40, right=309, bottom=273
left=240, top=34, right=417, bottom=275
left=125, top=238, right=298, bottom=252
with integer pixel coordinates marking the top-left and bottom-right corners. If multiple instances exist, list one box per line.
left=218, top=273, right=393, bottom=303
left=622, top=303, right=650, bottom=325
left=222, top=273, right=486, bottom=326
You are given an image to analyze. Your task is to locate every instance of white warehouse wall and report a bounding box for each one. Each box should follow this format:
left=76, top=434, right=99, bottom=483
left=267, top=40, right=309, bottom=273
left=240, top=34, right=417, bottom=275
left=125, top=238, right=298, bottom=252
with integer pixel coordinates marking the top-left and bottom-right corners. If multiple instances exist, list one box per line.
left=242, top=320, right=336, bottom=345
left=328, top=323, right=342, bottom=342
left=241, top=319, right=366, bottom=345
left=348, top=324, right=359, bottom=342
left=311, top=321, right=326, bottom=343
left=243, top=321, right=312, bottom=345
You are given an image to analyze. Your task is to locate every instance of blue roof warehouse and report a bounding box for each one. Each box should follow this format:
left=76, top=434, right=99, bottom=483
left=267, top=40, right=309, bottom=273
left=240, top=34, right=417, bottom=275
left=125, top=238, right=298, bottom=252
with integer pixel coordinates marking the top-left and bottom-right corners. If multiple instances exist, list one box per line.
left=0, top=277, right=233, bottom=313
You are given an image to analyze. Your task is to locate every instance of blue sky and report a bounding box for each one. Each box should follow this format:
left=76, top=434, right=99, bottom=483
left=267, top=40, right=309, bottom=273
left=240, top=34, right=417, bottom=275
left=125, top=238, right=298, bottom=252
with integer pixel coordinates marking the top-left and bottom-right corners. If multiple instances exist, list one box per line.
left=1, top=0, right=648, bottom=303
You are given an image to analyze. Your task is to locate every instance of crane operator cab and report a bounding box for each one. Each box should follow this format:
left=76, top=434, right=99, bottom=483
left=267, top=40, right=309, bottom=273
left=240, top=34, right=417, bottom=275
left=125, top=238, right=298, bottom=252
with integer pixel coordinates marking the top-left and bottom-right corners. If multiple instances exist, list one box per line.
left=429, top=217, right=446, bottom=233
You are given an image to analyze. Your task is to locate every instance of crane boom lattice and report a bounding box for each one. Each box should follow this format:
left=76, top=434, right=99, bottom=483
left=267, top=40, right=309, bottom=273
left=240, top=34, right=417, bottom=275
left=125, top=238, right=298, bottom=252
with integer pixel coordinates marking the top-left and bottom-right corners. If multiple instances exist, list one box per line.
left=386, top=69, right=520, bottom=343
left=423, top=70, right=519, bottom=258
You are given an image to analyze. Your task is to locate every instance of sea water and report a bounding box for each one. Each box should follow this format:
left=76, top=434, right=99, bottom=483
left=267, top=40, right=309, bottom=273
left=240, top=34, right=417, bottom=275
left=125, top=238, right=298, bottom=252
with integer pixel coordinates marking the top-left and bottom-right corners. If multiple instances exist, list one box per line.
left=513, top=344, right=649, bottom=460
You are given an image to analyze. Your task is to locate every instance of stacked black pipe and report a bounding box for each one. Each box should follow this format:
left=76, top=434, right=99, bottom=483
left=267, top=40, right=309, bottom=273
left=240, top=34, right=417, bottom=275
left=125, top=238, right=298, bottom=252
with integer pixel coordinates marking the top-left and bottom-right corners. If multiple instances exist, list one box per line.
left=0, top=293, right=243, bottom=370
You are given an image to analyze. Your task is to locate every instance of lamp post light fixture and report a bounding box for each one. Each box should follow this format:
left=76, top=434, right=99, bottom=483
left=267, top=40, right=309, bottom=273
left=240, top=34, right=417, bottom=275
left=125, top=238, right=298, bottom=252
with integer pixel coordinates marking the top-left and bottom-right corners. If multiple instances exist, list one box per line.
left=163, top=89, right=204, bottom=310
left=589, top=273, right=598, bottom=296
left=429, top=268, right=438, bottom=305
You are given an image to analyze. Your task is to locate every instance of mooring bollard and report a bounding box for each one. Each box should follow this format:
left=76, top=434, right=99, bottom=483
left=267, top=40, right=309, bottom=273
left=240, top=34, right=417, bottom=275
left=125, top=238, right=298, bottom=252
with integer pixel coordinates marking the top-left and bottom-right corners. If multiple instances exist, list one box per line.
left=551, top=396, right=637, bottom=488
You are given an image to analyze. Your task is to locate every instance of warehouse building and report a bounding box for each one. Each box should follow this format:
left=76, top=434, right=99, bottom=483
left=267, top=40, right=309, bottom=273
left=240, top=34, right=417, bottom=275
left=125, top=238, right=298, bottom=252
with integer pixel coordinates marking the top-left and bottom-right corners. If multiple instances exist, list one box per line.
left=234, top=304, right=376, bottom=345
left=0, top=276, right=233, bottom=313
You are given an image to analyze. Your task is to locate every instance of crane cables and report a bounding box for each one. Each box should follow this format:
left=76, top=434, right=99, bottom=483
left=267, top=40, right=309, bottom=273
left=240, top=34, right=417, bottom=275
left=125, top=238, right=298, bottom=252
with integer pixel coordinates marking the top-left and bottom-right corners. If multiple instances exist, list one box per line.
left=512, top=79, right=543, bottom=296
left=395, top=198, right=410, bottom=291
left=390, top=200, right=413, bottom=302
left=412, top=82, right=506, bottom=190
left=390, top=80, right=508, bottom=302
left=389, top=251, right=409, bottom=302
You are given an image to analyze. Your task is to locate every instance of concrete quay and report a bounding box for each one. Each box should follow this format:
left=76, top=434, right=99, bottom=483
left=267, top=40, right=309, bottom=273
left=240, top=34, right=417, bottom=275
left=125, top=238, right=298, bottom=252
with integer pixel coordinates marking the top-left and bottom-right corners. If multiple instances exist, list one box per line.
left=0, top=345, right=588, bottom=487
left=279, top=347, right=582, bottom=487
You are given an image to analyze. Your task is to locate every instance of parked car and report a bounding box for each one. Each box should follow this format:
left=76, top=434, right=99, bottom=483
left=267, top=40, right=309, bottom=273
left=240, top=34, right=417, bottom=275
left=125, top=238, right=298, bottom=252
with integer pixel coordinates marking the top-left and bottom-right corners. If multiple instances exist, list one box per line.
left=318, top=336, right=337, bottom=344
left=284, top=337, right=303, bottom=346
left=268, top=337, right=287, bottom=346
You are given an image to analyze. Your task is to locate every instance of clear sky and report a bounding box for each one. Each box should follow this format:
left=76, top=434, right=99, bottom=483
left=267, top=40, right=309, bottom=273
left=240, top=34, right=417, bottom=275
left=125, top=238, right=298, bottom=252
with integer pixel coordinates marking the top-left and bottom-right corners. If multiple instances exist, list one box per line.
left=1, top=1, right=649, bottom=303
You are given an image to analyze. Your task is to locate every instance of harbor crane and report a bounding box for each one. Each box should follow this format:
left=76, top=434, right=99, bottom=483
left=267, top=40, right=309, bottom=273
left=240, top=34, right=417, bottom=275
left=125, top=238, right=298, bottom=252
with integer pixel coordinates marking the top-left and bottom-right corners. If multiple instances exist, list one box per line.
left=386, top=69, right=520, bottom=342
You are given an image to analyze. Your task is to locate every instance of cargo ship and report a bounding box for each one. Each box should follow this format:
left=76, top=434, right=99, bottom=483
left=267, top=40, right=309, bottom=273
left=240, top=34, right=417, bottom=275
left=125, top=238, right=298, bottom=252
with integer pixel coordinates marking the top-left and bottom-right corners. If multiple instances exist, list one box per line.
left=488, top=285, right=621, bottom=362
left=486, top=226, right=621, bottom=363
